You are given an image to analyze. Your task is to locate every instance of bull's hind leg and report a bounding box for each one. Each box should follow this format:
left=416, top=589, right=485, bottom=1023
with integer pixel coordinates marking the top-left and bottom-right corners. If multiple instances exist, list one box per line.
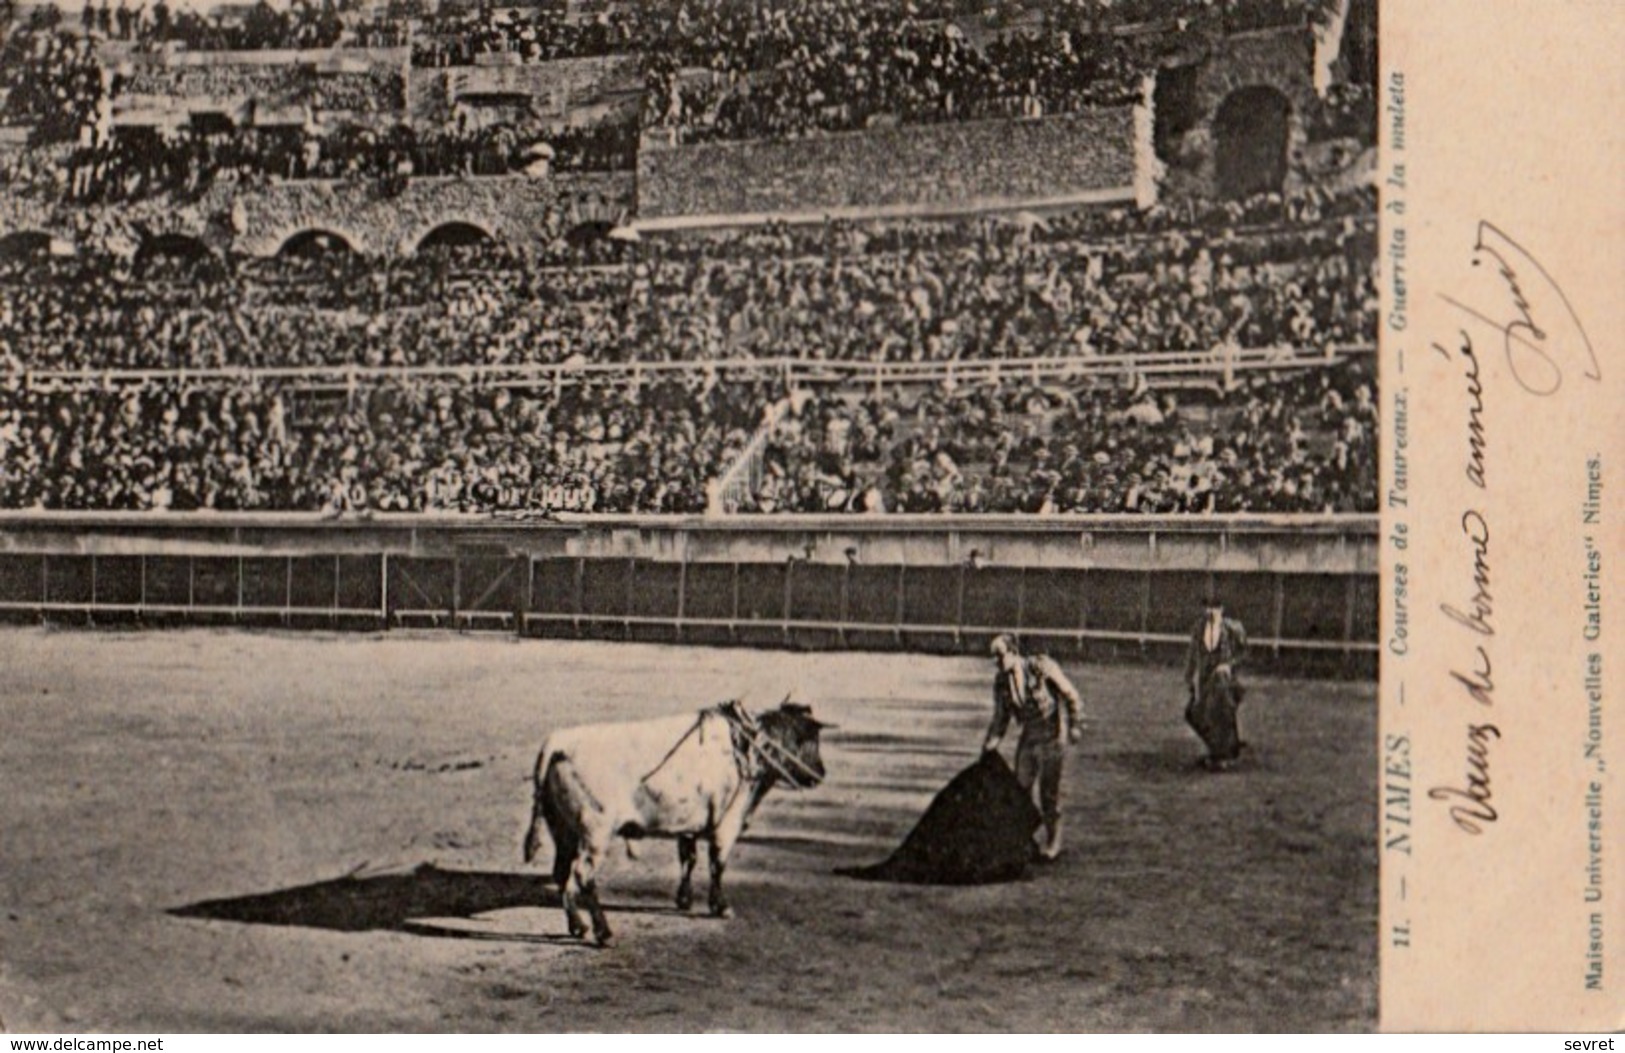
left=553, top=837, right=588, bottom=940
left=539, top=772, right=589, bottom=939
left=560, top=890, right=588, bottom=939
left=675, top=835, right=698, bottom=912
left=569, top=845, right=613, bottom=947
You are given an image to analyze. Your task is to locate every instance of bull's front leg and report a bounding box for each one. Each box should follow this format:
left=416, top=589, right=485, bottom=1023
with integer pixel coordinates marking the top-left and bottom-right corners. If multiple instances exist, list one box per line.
left=706, top=779, right=762, bottom=920
left=675, top=835, right=698, bottom=912
left=706, top=835, right=733, bottom=918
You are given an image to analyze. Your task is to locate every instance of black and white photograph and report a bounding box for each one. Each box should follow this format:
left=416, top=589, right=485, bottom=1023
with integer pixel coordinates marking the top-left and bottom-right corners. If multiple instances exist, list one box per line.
left=0, top=0, right=1383, bottom=1032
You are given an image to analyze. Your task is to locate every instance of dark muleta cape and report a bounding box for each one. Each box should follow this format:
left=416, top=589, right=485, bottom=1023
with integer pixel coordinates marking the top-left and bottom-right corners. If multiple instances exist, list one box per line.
left=836, top=751, right=1041, bottom=885
left=1186, top=678, right=1242, bottom=762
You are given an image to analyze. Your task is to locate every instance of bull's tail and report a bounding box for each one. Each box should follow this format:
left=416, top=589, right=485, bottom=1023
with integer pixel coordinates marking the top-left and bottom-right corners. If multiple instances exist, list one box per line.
left=522, top=739, right=556, bottom=865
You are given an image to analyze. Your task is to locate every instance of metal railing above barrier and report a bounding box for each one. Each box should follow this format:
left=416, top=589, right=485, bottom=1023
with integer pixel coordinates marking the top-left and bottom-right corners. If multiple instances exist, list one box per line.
left=8, top=344, right=1373, bottom=391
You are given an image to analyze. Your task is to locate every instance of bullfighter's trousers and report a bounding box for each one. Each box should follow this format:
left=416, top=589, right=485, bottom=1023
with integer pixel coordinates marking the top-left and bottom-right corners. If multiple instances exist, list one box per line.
left=1014, top=723, right=1065, bottom=859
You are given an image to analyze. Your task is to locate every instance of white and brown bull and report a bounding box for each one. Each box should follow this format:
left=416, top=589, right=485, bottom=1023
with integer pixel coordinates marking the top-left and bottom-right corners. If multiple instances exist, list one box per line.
left=523, top=699, right=828, bottom=946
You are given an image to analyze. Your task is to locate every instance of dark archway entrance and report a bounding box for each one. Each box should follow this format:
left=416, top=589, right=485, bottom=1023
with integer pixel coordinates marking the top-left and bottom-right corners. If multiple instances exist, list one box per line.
left=277, top=229, right=356, bottom=259
left=564, top=219, right=615, bottom=247
left=1153, top=64, right=1202, bottom=161
left=1214, top=86, right=1292, bottom=199
left=1340, top=0, right=1379, bottom=88
left=415, top=222, right=495, bottom=254
left=0, top=230, right=58, bottom=263
left=134, top=233, right=221, bottom=278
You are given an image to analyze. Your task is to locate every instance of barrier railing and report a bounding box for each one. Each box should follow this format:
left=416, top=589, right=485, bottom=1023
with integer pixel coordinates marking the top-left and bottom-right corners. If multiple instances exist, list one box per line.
left=0, top=552, right=387, bottom=624
left=8, top=344, right=1374, bottom=391
left=0, top=551, right=525, bottom=630
left=520, top=554, right=1376, bottom=678
left=0, top=512, right=1378, bottom=677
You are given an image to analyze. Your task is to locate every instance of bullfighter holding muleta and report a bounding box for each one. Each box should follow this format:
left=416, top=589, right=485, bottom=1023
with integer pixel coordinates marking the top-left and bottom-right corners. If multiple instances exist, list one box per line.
left=982, top=633, right=1085, bottom=862
left=1185, top=595, right=1249, bottom=769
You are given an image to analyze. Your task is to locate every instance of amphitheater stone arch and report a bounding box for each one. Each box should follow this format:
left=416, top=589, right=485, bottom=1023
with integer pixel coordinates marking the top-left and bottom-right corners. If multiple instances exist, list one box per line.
left=134, top=232, right=220, bottom=272
left=411, top=219, right=499, bottom=254
left=1157, top=26, right=1317, bottom=199
left=0, top=191, right=70, bottom=254
left=230, top=174, right=633, bottom=257
left=0, top=229, right=62, bottom=262
left=276, top=228, right=361, bottom=258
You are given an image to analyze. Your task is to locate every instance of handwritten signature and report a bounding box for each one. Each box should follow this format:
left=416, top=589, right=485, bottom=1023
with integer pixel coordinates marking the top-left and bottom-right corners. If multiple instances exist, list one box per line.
left=1439, top=221, right=1600, bottom=396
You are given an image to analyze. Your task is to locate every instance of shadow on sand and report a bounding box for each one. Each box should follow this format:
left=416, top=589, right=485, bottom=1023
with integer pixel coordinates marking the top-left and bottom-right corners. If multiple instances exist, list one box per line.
left=171, top=863, right=554, bottom=932
left=170, top=862, right=684, bottom=940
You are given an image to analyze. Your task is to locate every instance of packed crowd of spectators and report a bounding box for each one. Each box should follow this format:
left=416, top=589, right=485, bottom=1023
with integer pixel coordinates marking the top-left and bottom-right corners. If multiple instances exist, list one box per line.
left=0, top=356, right=1376, bottom=514
left=0, top=186, right=1374, bottom=373
left=687, top=0, right=1352, bottom=150
left=745, top=359, right=1376, bottom=514
left=0, top=9, right=618, bottom=202
left=78, top=0, right=343, bottom=51
left=43, top=112, right=626, bottom=204
left=346, top=18, right=409, bottom=49
left=0, top=0, right=1377, bottom=517
left=404, top=0, right=1337, bottom=76
left=601, top=217, right=1373, bottom=366
left=0, top=25, right=105, bottom=146
left=0, top=181, right=1378, bottom=517
left=640, top=5, right=1150, bottom=143
left=0, top=375, right=774, bottom=514
left=412, top=7, right=639, bottom=67
left=1032, top=0, right=1340, bottom=33
left=308, top=68, right=407, bottom=112
left=2, top=0, right=1373, bottom=205
left=632, top=0, right=1344, bottom=142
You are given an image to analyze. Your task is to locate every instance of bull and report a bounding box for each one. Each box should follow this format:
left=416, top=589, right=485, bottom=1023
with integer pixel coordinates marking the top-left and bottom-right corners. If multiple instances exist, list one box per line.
left=523, top=699, right=828, bottom=946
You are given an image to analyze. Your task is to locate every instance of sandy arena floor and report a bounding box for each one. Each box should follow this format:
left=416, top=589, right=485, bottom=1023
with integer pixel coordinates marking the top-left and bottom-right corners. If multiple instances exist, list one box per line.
left=0, top=627, right=1376, bottom=1031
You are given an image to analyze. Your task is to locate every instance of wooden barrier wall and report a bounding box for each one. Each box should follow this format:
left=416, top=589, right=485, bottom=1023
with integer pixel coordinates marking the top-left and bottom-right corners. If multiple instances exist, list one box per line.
left=0, top=513, right=1377, bottom=677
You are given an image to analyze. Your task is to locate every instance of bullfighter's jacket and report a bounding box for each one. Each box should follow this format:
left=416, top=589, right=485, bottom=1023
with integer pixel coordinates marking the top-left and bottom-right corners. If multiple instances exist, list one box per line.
left=987, top=654, right=1084, bottom=743
left=1185, top=616, right=1248, bottom=689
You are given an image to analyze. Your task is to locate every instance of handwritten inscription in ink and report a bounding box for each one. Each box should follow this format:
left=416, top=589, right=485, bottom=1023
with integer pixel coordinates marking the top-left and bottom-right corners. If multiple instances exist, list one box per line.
left=1440, top=222, right=1600, bottom=397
